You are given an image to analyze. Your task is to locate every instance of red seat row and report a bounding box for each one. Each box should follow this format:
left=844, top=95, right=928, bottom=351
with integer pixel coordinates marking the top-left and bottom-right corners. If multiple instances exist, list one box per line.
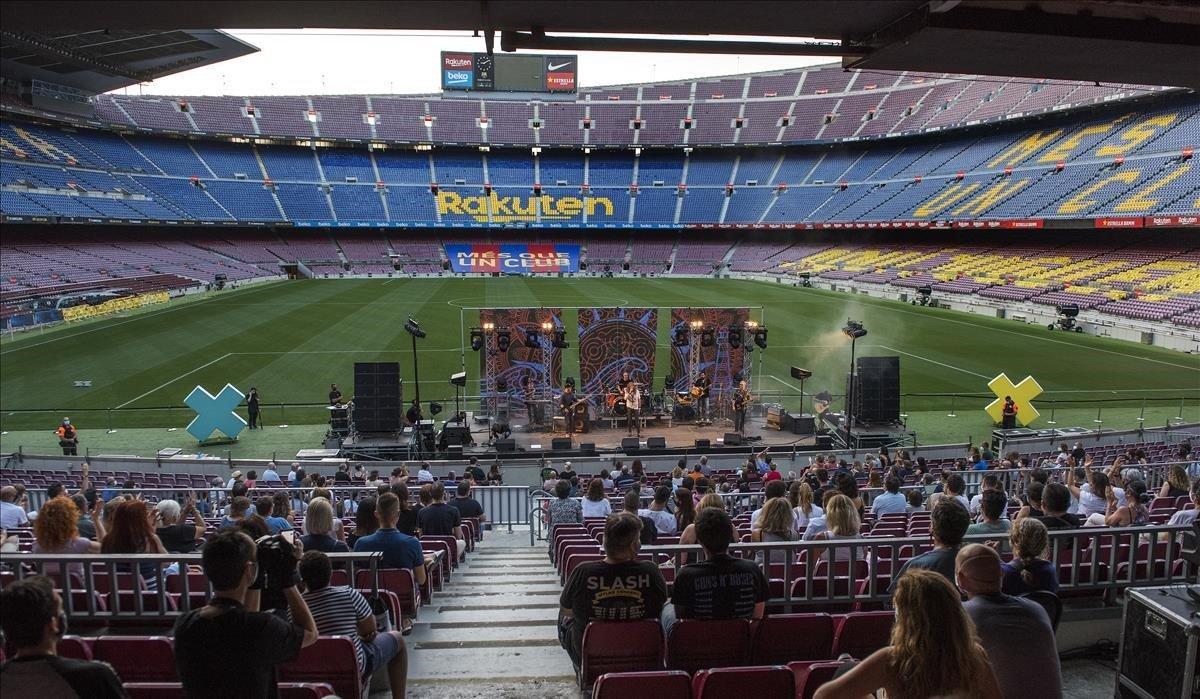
left=591, top=662, right=845, bottom=699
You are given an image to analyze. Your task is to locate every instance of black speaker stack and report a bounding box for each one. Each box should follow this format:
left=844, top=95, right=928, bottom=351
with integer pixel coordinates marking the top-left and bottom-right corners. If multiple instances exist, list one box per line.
left=353, top=362, right=402, bottom=433
left=847, top=356, right=900, bottom=424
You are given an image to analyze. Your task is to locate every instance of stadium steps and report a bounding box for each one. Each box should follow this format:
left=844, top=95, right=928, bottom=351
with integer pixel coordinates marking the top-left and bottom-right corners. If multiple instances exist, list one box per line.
left=406, top=530, right=577, bottom=693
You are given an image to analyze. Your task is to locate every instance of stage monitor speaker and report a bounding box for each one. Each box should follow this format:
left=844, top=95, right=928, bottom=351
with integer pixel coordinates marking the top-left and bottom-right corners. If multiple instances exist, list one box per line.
left=495, top=439, right=516, bottom=452
left=646, top=436, right=666, bottom=449
left=723, top=432, right=742, bottom=446
left=441, top=425, right=471, bottom=447
left=579, top=442, right=597, bottom=455
left=1116, top=587, right=1198, bottom=699
left=694, top=439, right=711, bottom=449
left=621, top=437, right=640, bottom=450
left=815, top=434, right=833, bottom=449
left=791, top=415, right=816, bottom=435
left=551, top=438, right=573, bottom=451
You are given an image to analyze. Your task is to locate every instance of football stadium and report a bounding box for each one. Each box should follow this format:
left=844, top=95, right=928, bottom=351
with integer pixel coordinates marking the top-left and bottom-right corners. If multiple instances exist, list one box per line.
left=1, top=2, right=1199, bottom=697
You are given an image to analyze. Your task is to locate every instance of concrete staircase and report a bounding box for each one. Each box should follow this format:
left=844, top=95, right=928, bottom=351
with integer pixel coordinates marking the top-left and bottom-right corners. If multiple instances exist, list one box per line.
left=404, top=530, right=578, bottom=698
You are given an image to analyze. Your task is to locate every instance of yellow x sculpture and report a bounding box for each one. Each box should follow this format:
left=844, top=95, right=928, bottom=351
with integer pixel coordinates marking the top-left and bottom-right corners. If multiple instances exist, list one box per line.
left=985, top=373, right=1043, bottom=426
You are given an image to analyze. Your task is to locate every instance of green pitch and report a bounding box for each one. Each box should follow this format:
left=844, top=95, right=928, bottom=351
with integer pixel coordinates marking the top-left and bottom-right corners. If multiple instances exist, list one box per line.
left=2, top=277, right=1197, bottom=457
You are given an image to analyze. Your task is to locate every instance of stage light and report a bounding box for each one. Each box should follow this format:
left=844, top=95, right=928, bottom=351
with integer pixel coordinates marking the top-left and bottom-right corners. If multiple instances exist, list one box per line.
left=745, top=320, right=759, bottom=329
left=404, top=317, right=426, bottom=339
left=523, top=330, right=540, bottom=348
left=450, top=372, right=466, bottom=387
left=701, top=327, right=715, bottom=347
left=727, top=325, right=743, bottom=348
left=541, top=321, right=554, bottom=333
left=496, top=330, right=511, bottom=352
left=754, top=326, right=768, bottom=349
left=842, top=320, right=867, bottom=339
left=429, top=401, right=443, bottom=416
left=482, top=321, right=495, bottom=331
left=689, top=319, right=704, bottom=330
left=469, top=327, right=484, bottom=352
left=672, top=327, right=689, bottom=347
left=552, top=329, right=569, bottom=349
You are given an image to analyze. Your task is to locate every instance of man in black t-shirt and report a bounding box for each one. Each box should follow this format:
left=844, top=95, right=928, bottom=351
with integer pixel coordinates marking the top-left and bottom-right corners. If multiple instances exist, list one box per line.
left=155, top=497, right=207, bottom=554
left=668, top=508, right=766, bottom=631
left=464, top=457, right=487, bottom=484
left=173, top=531, right=318, bottom=698
left=448, top=481, right=486, bottom=522
left=0, top=576, right=126, bottom=698
left=417, top=482, right=465, bottom=558
left=622, top=490, right=658, bottom=545
left=1033, top=483, right=1082, bottom=550
left=558, top=512, right=667, bottom=669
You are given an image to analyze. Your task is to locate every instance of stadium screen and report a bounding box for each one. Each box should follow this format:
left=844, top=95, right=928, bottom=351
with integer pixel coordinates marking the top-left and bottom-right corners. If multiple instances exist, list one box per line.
left=441, top=52, right=577, bottom=93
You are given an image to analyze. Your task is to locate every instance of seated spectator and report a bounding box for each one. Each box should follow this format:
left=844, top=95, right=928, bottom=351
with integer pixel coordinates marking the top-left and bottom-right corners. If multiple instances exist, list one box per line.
left=418, top=482, right=466, bottom=558
left=871, top=477, right=907, bottom=516
left=464, top=457, right=487, bottom=484
left=1100, top=480, right=1150, bottom=527
left=967, top=490, right=1012, bottom=549
left=666, top=507, right=766, bottom=632
left=174, top=530, right=318, bottom=696
left=957, top=544, right=1062, bottom=699
left=549, top=479, right=583, bottom=536
left=809, top=493, right=863, bottom=563
left=929, top=474, right=969, bottom=511
left=791, top=482, right=824, bottom=531
left=70, top=494, right=97, bottom=541
left=814, top=568, right=1001, bottom=699
left=1015, top=481, right=1046, bottom=521
left=1160, top=464, right=1191, bottom=500
left=639, top=486, right=678, bottom=535
left=968, top=474, right=1003, bottom=521
left=622, top=490, right=658, bottom=546
left=448, top=481, right=486, bottom=525
left=390, top=487, right=419, bottom=537
left=345, top=496, right=378, bottom=549
left=674, top=488, right=696, bottom=531
left=244, top=470, right=258, bottom=489
left=255, top=496, right=294, bottom=535
left=581, top=478, right=612, bottom=519
left=671, top=466, right=685, bottom=490
left=417, top=463, right=434, bottom=483
left=487, top=463, right=504, bottom=485
left=156, top=497, right=207, bottom=554
left=0, top=485, right=30, bottom=529
left=262, top=462, right=280, bottom=482
left=557, top=513, right=667, bottom=670
left=272, top=492, right=296, bottom=526
left=1069, top=469, right=1124, bottom=518
left=296, top=551, right=407, bottom=697
left=889, top=500, right=970, bottom=593
left=301, top=497, right=349, bottom=553
left=1167, top=479, right=1200, bottom=527
left=750, top=480, right=792, bottom=532
left=834, top=472, right=867, bottom=518
left=678, top=493, right=731, bottom=564
left=0, top=576, right=125, bottom=697
left=1034, top=483, right=1083, bottom=531
left=32, top=496, right=102, bottom=580
left=1002, top=518, right=1058, bottom=596
left=220, top=496, right=252, bottom=530
left=101, top=499, right=168, bottom=590
left=802, top=490, right=841, bottom=540
left=751, top=497, right=799, bottom=565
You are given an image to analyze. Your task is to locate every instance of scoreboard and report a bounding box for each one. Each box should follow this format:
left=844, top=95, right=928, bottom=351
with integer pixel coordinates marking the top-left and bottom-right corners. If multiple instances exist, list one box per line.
left=441, top=52, right=577, bottom=93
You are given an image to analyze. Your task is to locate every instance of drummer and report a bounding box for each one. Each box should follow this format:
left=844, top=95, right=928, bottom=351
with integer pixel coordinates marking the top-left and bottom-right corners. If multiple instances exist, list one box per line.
left=617, top=370, right=634, bottom=392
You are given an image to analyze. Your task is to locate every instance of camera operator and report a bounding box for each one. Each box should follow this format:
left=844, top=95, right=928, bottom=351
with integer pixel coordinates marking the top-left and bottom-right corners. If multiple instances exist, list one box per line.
left=173, top=530, right=318, bottom=697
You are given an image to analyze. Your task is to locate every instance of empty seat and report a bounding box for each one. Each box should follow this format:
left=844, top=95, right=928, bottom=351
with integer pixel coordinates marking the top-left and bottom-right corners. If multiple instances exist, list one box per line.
left=831, top=612, right=893, bottom=659
left=279, top=636, right=361, bottom=699
left=592, top=670, right=691, bottom=699
left=666, top=618, right=751, bottom=674
left=58, top=635, right=92, bottom=660
left=580, top=620, right=665, bottom=690
left=92, top=635, right=176, bottom=682
left=693, top=665, right=794, bottom=698
left=355, top=568, right=418, bottom=618
left=750, top=613, right=835, bottom=664
left=789, top=660, right=844, bottom=699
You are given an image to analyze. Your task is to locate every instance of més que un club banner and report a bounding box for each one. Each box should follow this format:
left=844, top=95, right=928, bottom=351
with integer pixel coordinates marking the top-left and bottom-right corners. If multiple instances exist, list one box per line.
left=445, top=244, right=580, bottom=273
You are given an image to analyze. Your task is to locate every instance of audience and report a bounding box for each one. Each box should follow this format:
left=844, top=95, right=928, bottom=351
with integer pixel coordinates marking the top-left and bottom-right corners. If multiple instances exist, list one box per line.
left=254, top=496, right=294, bottom=535
left=1167, top=480, right=1200, bottom=527
left=792, top=481, right=824, bottom=531
left=557, top=513, right=667, bottom=669
left=871, top=477, right=907, bottom=516
left=392, top=487, right=420, bottom=537
left=751, top=497, right=799, bottom=565
left=1100, top=480, right=1149, bottom=527
left=352, top=493, right=431, bottom=634
left=814, top=568, right=1001, bottom=699
left=967, top=490, right=1012, bottom=549
left=100, top=499, right=168, bottom=590
left=888, top=500, right=970, bottom=592
left=639, top=486, right=678, bottom=535
left=300, top=497, right=349, bottom=553
left=581, top=478, right=612, bottom=518
left=448, top=481, right=486, bottom=525
left=809, top=493, right=863, bottom=563
left=957, top=544, right=1062, bottom=699
left=548, top=479, right=583, bottom=535
left=674, top=487, right=696, bottom=531
left=155, top=497, right=206, bottom=554
left=1160, top=464, right=1191, bottom=499
left=0, top=576, right=126, bottom=697
left=417, top=482, right=466, bottom=559
left=968, top=474, right=1003, bottom=520
left=929, top=473, right=968, bottom=511
left=1032, top=483, right=1083, bottom=531
left=345, top=496, right=378, bottom=549
left=623, top=490, right=658, bottom=545
left=665, top=507, right=766, bottom=632
left=1, top=485, right=30, bottom=528
left=32, top=496, right=101, bottom=580
left=1002, top=518, right=1059, bottom=595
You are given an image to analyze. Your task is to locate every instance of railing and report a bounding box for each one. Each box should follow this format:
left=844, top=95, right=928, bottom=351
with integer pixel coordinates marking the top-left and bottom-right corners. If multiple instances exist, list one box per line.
left=531, top=491, right=781, bottom=544
left=0, top=551, right=384, bottom=620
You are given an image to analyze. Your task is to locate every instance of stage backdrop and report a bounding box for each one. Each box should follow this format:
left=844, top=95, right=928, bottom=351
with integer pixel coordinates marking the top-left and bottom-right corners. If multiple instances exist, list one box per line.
left=477, top=308, right=563, bottom=401
left=445, top=243, right=580, bottom=273
left=669, top=308, right=750, bottom=395
left=577, top=308, right=658, bottom=409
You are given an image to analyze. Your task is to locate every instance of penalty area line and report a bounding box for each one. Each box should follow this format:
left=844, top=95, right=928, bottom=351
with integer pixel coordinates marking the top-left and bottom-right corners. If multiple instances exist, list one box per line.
left=113, top=353, right=233, bottom=410
left=877, top=345, right=990, bottom=380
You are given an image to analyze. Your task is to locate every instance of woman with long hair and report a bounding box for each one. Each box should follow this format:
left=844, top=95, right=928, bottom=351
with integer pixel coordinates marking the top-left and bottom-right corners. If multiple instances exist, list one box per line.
left=1104, top=480, right=1150, bottom=527
left=791, top=481, right=824, bottom=531
left=392, top=485, right=419, bottom=536
left=1070, top=468, right=1124, bottom=517
left=752, top=497, right=798, bottom=565
left=811, top=493, right=862, bottom=563
left=814, top=569, right=1002, bottom=699
left=1160, top=464, right=1191, bottom=499
left=345, top=496, right=378, bottom=549
left=678, top=492, right=731, bottom=564
left=674, top=487, right=696, bottom=531
left=581, top=478, right=612, bottom=519
left=101, top=498, right=167, bottom=589
left=1001, top=518, right=1058, bottom=595
left=32, top=496, right=102, bottom=580
left=631, top=460, right=645, bottom=479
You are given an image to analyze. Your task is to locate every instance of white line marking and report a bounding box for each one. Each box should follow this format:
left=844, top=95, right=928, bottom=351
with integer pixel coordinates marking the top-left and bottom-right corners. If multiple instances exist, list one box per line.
left=767, top=374, right=805, bottom=392
left=878, top=345, right=991, bottom=379
left=230, top=349, right=462, bottom=354
left=114, top=353, right=233, bottom=409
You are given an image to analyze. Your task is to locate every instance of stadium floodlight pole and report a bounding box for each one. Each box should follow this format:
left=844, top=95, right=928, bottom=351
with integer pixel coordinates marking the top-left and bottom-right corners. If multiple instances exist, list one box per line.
left=842, top=320, right=868, bottom=452
left=405, top=317, right=426, bottom=406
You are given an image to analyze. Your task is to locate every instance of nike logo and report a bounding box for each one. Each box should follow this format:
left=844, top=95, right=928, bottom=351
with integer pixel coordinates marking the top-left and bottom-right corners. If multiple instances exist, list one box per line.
left=547, top=62, right=573, bottom=71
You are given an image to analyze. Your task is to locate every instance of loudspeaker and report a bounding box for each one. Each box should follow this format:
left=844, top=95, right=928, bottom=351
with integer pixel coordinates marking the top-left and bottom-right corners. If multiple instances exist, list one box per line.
left=723, top=432, right=742, bottom=446
left=621, top=437, right=640, bottom=450
left=815, top=434, right=833, bottom=449
left=646, top=436, right=666, bottom=449
left=579, top=442, right=596, bottom=455
left=495, top=438, right=516, bottom=452
left=849, top=356, right=900, bottom=424
left=441, top=425, right=471, bottom=447
left=353, top=362, right=402, bottom=433
left=791, top=414, right=816, bottom=435
left=551, top=437, right=573, bottom=451
left=694, top=439, right=711, bottom=449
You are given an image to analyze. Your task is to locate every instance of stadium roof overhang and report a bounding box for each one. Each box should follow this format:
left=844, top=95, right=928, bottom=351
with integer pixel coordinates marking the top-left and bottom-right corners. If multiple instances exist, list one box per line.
left=0, top=29, right=258, bottom=94
left=2, top=0, right=1199, bottom=88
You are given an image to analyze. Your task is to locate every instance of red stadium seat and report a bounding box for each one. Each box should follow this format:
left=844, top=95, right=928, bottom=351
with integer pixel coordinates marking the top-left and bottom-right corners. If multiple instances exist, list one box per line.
left=355, top=568, right=419, bottom=619
left=58, top=635, right=92, bottom=660
left=749, top=613, right=835, bottom=664
left=580, top=620, right=665, bottom=690
left=831, top=612, right=893, bottom=659
left=279, top=636, right=361, bottom=699
left=666, top=618, right=751, bottom=674
left=92, top=635, right=176, bottom=682
left=591, top=670, right=691, bottom=699
left=693, top=665, right=794, bottom=698
left=123, top=683, right=335, bottom=698
left=789, top=661, right=844, bottom=699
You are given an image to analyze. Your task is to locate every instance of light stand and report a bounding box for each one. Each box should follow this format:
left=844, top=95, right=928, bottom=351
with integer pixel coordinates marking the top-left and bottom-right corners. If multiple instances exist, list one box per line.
left=842, top=320, right=868, bottom=451
left=405, top=316, right=426, bottom=407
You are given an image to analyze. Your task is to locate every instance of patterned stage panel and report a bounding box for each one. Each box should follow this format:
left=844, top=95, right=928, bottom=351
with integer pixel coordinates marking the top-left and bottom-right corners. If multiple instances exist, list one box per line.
left=477, top=308, right=563, bottom=402
left=669, top=307, right=750, bottom=398
left=577, top=307, right=658, bottom=409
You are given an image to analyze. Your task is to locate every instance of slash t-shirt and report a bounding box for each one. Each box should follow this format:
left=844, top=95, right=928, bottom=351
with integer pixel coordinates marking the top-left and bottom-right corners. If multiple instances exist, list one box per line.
left=559, top=559, right=667, bottom=651
left=670, top=553, right=767, bottom=620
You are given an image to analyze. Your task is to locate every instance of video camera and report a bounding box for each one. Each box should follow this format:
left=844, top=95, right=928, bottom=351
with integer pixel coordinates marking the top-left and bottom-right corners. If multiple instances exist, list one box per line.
left=254, top=533, right=300, bottom=591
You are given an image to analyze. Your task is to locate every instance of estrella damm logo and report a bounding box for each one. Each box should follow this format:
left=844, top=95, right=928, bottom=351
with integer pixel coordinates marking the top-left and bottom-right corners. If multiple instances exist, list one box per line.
left=436, top=191, right=614, bottom=223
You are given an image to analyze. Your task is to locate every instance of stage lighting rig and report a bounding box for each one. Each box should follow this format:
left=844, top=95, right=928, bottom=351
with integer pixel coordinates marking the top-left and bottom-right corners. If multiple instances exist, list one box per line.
left=496, top=329, right=511, bottom=352
left=700, top=326, right=715, bottom=347
left=404, top=317, right=426, bottom=339
left=754, top=326, right=768, bottom=349
left=842, top=320, right=867, bottom=339
left=469, top=327, right=484, bottom=352
left=552, top=328, right=569, bottom=349
left=522, top=329, right=540, bottom=348
left=672, top=326, right=690, bottom=347
left=727, top=325, right=743, bottom=348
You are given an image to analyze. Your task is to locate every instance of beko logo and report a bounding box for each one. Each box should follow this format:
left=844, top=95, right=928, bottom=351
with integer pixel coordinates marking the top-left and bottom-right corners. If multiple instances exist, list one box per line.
left=445, top=71, right=472, bottom=84
left=547, top=61, right=574, bottom=71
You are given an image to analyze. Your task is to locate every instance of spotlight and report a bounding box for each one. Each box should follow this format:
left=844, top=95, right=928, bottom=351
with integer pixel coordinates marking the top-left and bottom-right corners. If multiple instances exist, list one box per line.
left=672, top=326, right=689, bottom=347
left=842, top=320, right=867, bottom=339
left=790, top=367, right=813, bottom=380
left=469, top=327, right=484, bottom=352
left=429, top=401, right=443, bottom=416
left=404, top=317, right=426, bottom=338
left=727, top=325, right=743, bottom=348
left=552, top=329, right=569, bottom=349
left=482, top=321, right=495, bottom=331
left=753, top=326, right=768, bottom=349
left=496, top=378, right=508, bottom=392
left=450, top=371, right=466, bottom=387
left=496, top=330, right=511, bottom=352
left=541, top=321, right=554, bottom=333
left=701, top=327, right=715, bottom=347
left=689, top=319, right=704, bottom=330
left=523, top=330, right=540, bottom=348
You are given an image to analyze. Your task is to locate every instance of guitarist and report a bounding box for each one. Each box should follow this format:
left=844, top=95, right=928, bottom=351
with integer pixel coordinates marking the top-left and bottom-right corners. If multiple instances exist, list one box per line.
left=560, top=385, right=580, bottom=436
left=693, top=370, right=711, bottom=422
left=623, top=379, right=643, bottom=437
left=732, top=380, right=752, bottom=436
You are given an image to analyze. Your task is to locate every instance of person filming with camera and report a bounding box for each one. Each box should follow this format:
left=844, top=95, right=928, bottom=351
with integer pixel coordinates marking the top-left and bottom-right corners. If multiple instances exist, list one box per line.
left=173, top=530, right=318, bottom=697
